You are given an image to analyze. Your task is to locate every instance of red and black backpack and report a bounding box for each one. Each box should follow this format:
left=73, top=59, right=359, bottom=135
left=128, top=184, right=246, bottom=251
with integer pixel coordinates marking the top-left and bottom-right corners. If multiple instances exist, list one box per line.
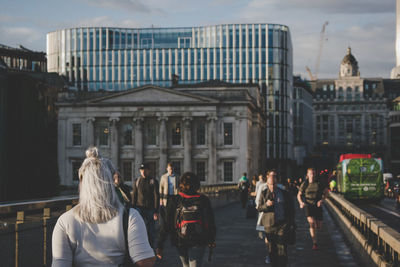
left=174, top=192, right=209, bottom=245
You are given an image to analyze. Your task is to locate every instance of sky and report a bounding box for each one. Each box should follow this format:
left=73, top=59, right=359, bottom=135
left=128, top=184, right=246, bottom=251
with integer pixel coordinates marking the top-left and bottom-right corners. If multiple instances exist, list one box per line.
left=0, top=0, right=397, bottom=79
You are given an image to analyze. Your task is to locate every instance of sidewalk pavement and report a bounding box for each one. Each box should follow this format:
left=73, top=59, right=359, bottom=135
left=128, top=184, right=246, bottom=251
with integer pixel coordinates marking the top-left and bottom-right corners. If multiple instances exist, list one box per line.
left=155, top=200, right=360, bottom=267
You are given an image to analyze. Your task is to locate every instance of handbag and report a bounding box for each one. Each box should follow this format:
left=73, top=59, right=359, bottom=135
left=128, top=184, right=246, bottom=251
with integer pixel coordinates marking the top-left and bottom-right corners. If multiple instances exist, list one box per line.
left=122, top=208, right=135, bottom=267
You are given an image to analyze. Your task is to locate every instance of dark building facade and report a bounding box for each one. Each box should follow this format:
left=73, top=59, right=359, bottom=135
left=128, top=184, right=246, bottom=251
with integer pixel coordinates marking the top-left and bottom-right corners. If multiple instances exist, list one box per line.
left=0, top=46, right=65, bottom=201
left=310, top=48, right=391, bottom=169
left=0, top=44, right=47, bottom=72
left=389, top=97, right=400, bottom=176
left=292, top=76, right=314, bottom=171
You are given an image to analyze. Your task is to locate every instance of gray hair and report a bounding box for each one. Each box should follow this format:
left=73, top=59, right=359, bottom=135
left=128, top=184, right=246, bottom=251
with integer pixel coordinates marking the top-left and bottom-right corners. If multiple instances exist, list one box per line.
left=85, top=146, right=99, bottom=158
left=75, top=157, right=122, bottom=224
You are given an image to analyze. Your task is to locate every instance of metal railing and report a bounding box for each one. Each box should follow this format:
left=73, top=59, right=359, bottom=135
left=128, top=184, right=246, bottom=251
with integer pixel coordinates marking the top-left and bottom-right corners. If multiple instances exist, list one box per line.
left=0, top=183, right=238, bottom=267
left=327, top=192, right=400, bottom=267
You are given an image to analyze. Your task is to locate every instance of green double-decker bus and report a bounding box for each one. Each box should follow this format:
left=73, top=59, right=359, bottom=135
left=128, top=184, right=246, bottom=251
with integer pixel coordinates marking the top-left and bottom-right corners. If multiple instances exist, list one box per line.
left=336, top=154, right=384, bottom=201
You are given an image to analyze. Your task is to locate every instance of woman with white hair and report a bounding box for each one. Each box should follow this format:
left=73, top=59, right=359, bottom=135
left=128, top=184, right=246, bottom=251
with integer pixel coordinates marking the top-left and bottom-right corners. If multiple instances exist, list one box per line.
left=51, top=157, right=155, bottom=267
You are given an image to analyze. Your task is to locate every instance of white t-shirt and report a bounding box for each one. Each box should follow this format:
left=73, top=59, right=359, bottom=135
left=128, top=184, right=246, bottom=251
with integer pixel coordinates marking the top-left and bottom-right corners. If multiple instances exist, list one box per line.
left=51, top=206, right=154, bottom=267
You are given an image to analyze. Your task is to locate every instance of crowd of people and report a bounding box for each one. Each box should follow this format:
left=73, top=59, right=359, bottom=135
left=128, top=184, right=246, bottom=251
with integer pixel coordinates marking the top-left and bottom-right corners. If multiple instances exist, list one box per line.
left=51, top=147, right=216, bottom=267
left=238, top=168, right=329, bottom=266
left=51, top=146, right=330, bottom=267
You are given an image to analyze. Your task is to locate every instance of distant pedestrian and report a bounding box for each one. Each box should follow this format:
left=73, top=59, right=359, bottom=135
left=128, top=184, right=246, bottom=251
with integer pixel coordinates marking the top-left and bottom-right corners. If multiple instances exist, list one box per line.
left=156, top=172, right=216, bottom=267
left=238, top=173, right=250, bottom=209
left=52, top=157, right=155, bottom=267
left=159, top=162, right=179, bottom=207
left=255, top=173, right=270, bottom=264
left=257, top=170, right=295, bottom=267
left=132, top=163, right=160, bottom=248
left=297, top=168, right=329, bottom=250
left=114, top=171, right=132, bottom=208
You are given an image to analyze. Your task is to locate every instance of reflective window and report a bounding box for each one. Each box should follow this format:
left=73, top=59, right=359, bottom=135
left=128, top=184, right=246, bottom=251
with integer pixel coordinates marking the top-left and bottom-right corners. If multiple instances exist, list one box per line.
left=223, top=161, right=233, bottom=182
left=224, top=123, right=233, bottom=145
left=196, top=161, right=206, bottom=181
left=122, top=123, right=133, bottom=146
left=171, top=122, right=182, bottom=145
left=72, top=123, right=81, bottom=146
left=196, top=121, right=206, bottom=145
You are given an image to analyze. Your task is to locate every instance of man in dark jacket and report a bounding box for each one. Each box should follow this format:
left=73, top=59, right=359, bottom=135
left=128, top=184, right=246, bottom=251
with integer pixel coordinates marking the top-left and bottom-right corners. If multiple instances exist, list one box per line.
left=257, top=170, right=295, bottom=267
left=132, top=163, right=160, bottom=248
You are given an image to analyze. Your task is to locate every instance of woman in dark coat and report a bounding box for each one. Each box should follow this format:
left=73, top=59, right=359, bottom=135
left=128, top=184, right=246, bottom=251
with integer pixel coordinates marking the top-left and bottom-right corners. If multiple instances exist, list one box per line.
left=156, top=172, right=216, bottom=267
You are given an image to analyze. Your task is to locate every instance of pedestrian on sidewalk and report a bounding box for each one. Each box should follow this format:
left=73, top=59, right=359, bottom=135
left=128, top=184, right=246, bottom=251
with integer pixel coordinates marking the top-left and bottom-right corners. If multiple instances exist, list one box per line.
left=255, top=172, right=271, bottom=264
left=257, top=170, right=295, bottom=267
left=114, top=171, right=132, bottom=208
left=238, top=172, right=250, bottom=209
left=132, top=163, right=160, bottom=248
left=52, top=157, right=155, bottom=266
left=297, top=168, right=329, bottom=250
left=159, top=162, right=179, bottom=219
left=156, top=172, right=216, bottom=267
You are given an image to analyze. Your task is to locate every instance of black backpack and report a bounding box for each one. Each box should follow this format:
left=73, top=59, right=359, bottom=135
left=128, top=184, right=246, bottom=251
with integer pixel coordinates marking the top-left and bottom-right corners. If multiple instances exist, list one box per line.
left=175, top=194, right=208, bottom=245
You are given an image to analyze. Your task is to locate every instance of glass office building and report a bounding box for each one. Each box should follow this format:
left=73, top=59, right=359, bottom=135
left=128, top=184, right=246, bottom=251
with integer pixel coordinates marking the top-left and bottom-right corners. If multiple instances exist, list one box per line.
left=47, top=24, right=293, bottom=162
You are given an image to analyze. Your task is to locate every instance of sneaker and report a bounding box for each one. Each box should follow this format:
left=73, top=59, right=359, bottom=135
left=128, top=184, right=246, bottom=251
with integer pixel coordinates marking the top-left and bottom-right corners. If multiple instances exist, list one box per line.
left=265, top=255, right=271, bottom=264
left=312, top=243, right=318, bottom=250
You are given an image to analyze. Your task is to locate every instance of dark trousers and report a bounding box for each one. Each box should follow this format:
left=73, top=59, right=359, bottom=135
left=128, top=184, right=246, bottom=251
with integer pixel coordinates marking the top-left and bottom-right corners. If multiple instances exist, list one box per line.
left=266, top=223, right=288, bottom=267
left=136, top=207, right=156, bottom=248
left=240, top=191, right=248, bottom=208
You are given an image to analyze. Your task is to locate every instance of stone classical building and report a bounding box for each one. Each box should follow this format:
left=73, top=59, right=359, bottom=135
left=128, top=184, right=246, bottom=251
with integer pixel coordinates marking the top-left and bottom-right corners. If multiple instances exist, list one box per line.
left=47, top=23, right=294, bottom=175
left=57, top=81, right=265, bottom=186
left=310, top=48, right=389, bottom=167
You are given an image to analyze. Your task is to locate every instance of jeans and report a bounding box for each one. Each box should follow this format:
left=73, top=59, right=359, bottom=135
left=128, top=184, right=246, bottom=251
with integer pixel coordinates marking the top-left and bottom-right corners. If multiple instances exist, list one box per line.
left=177, top=246, right=206, bottom=267
left=136, top=207, right=156, bottom=248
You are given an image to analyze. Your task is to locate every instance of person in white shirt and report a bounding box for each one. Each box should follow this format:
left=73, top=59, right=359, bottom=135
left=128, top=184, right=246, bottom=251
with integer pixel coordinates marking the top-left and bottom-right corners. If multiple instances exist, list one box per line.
left=51, top=156, right=155, bottom=267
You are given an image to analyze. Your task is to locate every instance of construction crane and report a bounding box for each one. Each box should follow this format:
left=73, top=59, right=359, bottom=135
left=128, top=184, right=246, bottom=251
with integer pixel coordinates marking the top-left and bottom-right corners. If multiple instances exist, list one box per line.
left=305, top=21, right=329, bottom=80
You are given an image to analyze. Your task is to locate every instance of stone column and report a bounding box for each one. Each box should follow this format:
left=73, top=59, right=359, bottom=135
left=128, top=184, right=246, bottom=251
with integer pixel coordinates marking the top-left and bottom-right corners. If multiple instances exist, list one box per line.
left=109, top=117, right=120, bottom=169
left=207, top=116, right=217, bottom=184
left=158, top=116, right=168, bottom=177
left=86, top=117, right=95, bottom=147
left=183, top=116, right=193, bottom=173
left=238, top=113, right=249, bottom=176
left=133, top=117, right=144, bottom=179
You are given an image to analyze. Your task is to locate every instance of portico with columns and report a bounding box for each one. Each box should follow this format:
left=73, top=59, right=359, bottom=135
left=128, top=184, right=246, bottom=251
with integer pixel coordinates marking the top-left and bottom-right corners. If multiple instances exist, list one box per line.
left=57, top=83, right=265, bottom=186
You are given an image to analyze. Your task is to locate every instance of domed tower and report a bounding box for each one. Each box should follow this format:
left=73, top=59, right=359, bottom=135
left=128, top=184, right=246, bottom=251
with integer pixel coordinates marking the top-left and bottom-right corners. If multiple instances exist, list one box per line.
left=339, top=47, right=360, bottom=78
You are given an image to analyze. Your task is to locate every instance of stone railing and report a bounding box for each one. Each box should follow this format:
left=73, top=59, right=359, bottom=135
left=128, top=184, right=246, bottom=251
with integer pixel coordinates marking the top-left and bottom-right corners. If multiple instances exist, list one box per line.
left=326, top=192, right=400, bottom=267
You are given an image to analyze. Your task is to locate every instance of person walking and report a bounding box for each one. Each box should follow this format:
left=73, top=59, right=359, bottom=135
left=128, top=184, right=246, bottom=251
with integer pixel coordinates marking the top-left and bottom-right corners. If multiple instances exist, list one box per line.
left=297, top=168, right=328, bottom=250
left=114, top=171, right=132, bottom=208
left=255, top=173, right=270, bottom=264
left=159, top=162, right=179, bottom=207
left=156, top=172, right=216, bottom=267
left=52, top=157, right=155, bottom=267
left=132, top=163, right=160, bottom=248
left=238, top=172, right=250, bottom=209
left=257, top=170, right=295, bottom=267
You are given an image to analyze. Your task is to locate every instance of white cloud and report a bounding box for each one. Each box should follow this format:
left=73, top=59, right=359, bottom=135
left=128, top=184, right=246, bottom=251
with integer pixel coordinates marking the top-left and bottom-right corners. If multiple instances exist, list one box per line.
left=83, top=0, right=166, bottom=15
left=247, top=0, right=394, bottom=15
left=0, top=26, right=43, bottom=50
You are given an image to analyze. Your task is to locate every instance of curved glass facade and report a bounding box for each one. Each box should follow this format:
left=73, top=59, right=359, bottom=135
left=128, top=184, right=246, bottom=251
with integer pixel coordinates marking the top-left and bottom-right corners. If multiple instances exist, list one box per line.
left=47, top=24, right=293, bottom=160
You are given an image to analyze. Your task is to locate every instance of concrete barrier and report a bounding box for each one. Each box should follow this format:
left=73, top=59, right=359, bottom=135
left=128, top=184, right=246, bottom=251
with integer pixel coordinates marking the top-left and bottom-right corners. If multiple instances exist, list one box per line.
left=325, top=193, right=400, bottom=267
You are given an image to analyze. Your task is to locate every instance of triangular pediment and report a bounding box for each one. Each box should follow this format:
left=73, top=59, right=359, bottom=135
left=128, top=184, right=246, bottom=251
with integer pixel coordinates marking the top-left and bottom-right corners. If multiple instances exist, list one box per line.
left=90, top=85, right=216, bottom=104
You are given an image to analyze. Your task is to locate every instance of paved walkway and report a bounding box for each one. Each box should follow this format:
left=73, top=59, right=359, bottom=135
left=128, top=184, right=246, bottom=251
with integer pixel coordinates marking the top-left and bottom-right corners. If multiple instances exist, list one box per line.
left=155, top=200, right=361, bottom=267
